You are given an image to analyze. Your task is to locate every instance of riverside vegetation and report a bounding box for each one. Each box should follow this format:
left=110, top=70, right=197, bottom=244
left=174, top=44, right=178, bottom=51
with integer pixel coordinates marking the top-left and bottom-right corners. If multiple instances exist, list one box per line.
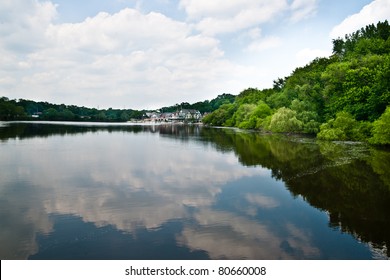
left=0, top=94, right=234, bottom=122
left=203, top=21, right=390, bottom=145
left=1, top=21, right=389, bottom=145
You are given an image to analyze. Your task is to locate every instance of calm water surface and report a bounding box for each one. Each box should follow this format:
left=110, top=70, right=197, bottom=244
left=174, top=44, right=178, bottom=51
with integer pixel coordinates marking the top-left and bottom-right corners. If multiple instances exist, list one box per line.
left=0, top=121, right=389, bottom=259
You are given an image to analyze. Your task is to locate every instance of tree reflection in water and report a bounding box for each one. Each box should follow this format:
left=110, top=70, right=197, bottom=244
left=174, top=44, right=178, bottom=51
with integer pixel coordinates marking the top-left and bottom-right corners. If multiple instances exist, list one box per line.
left=0, top=122, right=389, bottom=259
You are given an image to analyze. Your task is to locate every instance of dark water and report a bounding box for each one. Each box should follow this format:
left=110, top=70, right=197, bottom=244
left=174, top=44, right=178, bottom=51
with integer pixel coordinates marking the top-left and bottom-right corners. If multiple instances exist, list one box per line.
left=0, top=121, right=389, bottom=260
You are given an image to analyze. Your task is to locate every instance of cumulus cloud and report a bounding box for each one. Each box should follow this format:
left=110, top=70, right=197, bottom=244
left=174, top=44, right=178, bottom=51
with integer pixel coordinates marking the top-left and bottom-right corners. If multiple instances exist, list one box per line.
left=179, top=0, right=289, bottom=35
left=0, top=0, right=57, bottom=53
left=242, top=27, right=282, bottom=54
left=247, top=36, right=282, bottom=52
left=245, top=193, right=280, bottom=209
left=290, top=0, right=319, bottom=23
left=330, top=0, right=390, bottom=38
left=179, top=0, right=319, bottom=35
left=0, top=1, right=253, bottom=109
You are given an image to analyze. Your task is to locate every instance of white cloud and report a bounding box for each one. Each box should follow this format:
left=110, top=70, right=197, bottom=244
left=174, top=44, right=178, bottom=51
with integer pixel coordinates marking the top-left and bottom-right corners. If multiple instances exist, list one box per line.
left=243, top=27, right=282, bottom=53
left=178, top=208, right=320, bottom=259
left=290, top=0, right=319, bottom=23
left=179, top=0, right=319, bottom=35
left=247, top=36, right=282, bottom=52
left=179, top=0, right=289, bottom=35
left=0, top=0, right=57, bottom=53
left=245, top=194, right=280, bottom=209
left=246, top=27, right=262, bottom=40
left=330, top=0, right=390, bottom=38
left=45, top=9, right=192, bottom=55
left=180, top=0, right=255, bottom=19
left=296, top=48, right=332, bottom=64
left=0, top=2, right=255, bottom=109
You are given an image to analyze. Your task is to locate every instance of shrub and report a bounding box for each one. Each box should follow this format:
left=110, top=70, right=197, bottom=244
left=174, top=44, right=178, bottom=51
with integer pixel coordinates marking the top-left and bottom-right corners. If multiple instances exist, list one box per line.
left=317, top=111, right=371, bottom=141
left=370, top=106, right=390, bottom=145
left=268, top=107, right=303, bottom=133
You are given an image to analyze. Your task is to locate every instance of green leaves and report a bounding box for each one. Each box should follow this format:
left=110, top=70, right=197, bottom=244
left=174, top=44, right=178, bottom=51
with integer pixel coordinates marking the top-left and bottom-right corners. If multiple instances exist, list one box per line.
left=370, top=106, right=390, bottom=145
left=0, top=97, right=27, bottom=121
left=268, top=107, right=303, bottom=133
left=332, top=20, right=390, bottom=59
left=202, top=103, right=237, bottom=126
left=317, top=112, right=372, bottom=141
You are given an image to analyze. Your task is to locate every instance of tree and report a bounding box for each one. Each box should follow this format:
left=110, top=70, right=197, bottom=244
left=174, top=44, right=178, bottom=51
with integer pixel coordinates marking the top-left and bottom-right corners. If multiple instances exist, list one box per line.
left=331, top=21, right=390, bottom=58
left=332, top=38, right=345, bottom=56
left=290, top=99, right=320, bottom=134
left=236, top=88, right=270, bottom=105
left=231, top=104, right=256, bottom=127
left=120, top=111, right=130, bottom=122
left=202, top=103, right=236, bottom=126
left=370, top=106, right=390, bottom=145
left=273, top=77, right=286, bottom=91
left=322, top=54, right=390, bottom=121
left=268, top=107, right=303, bottom=133
left=43, top=108, right=59, bottom=120
left=317, top=112, right=371, bottom=141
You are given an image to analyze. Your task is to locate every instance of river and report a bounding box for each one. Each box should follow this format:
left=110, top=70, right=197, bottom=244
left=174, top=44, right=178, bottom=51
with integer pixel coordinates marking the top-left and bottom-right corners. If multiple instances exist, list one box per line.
left=0, top=121, right=389, bottom=259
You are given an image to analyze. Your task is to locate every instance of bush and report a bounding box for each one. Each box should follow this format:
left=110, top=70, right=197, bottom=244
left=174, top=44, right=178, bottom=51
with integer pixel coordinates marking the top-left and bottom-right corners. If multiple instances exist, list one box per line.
left=370, top=106, right=390, bottom=145
left=232, top=104, right=257, bottom=127
left=317, top=122, right=346, bottom=140
left=202, top=103, right=236, bottom=126
left=317, top=111, right=371, bottom=141
left=268, top=107, right=303, bottom=133
left=290, top=99, right=320, bottom=134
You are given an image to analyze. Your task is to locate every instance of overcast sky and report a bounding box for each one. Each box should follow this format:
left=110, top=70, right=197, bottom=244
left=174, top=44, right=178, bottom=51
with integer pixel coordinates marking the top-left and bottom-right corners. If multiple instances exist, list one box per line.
left=1, top=0, right=389, bottom=110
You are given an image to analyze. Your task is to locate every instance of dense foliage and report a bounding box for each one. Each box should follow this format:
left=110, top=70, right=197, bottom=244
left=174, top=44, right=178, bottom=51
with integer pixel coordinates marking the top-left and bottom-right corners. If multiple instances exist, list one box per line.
left=203, top=21, right=390, bottom=145
left=0, top=93, right=234, bottom=122
left=0, top=97, right=143, bottom=122
left=159, top=93, right=235, bottom=114
left=0, top=97, right=27, bottom=121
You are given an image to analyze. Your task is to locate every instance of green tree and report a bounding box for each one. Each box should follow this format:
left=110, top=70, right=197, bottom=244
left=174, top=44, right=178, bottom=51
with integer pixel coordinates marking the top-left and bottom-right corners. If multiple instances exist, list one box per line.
left=332, top=38, right=345, bottom=56
left=268, top=107, right=303, bottom=133
left=322, top=54, right=390, bottom=121
left=59, top=109, right=75, bottom=120
left=370, top=106, right=390, bottom=145
left=290, top=99, right=320, bottom=134
left=317, top=111, right=371, bottom=141
left=231, top=104, right=256, bottom=127
left=236, top=88, right=269, bottom=105
left=202, top=103, right=236, bottom=126
left=266, top=90, right=291, bottom=109
left=0, top=97, right=28, bottom=120
left=120, top=111, right=130, bottom=122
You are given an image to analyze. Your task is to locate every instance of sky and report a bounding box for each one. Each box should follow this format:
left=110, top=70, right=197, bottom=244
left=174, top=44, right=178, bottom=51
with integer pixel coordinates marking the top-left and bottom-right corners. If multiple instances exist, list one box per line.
left=0, top=0, right=389, bottom=110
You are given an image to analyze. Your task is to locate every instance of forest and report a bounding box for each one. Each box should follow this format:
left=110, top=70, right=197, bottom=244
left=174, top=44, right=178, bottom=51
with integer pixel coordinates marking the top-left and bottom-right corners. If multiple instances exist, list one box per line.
left=203, top=21, right=390, bottom=145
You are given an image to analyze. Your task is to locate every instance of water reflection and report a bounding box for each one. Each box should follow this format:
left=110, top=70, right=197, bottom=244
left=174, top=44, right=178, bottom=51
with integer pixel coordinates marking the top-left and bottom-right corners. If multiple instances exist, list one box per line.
left=203, top=128, right=390, bottom=257
left=0, top=122, right=389, bottom=259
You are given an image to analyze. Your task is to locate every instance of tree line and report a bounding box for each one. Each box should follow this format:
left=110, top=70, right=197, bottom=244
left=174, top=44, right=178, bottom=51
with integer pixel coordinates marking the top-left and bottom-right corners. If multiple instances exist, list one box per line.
left=0, top=94, right=235, bottom=122
left=202, top=21, right=390, bottom=145
left=0, top=97, right=143, bottom=122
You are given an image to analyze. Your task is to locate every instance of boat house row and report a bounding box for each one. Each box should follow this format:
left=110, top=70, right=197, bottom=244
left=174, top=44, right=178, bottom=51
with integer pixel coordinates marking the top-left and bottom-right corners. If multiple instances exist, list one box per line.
left=144, top=109, right=203, bottom=122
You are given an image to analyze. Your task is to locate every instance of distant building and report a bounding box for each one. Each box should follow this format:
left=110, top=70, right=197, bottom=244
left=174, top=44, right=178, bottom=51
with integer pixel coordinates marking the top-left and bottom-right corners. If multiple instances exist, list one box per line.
left=143, top=109, right=202, bottom=122
left=178, top=109, right=202, bottom=120
left=160, top=112, right=175, bottom=121
left=31, top=112, right=42, bottom=118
